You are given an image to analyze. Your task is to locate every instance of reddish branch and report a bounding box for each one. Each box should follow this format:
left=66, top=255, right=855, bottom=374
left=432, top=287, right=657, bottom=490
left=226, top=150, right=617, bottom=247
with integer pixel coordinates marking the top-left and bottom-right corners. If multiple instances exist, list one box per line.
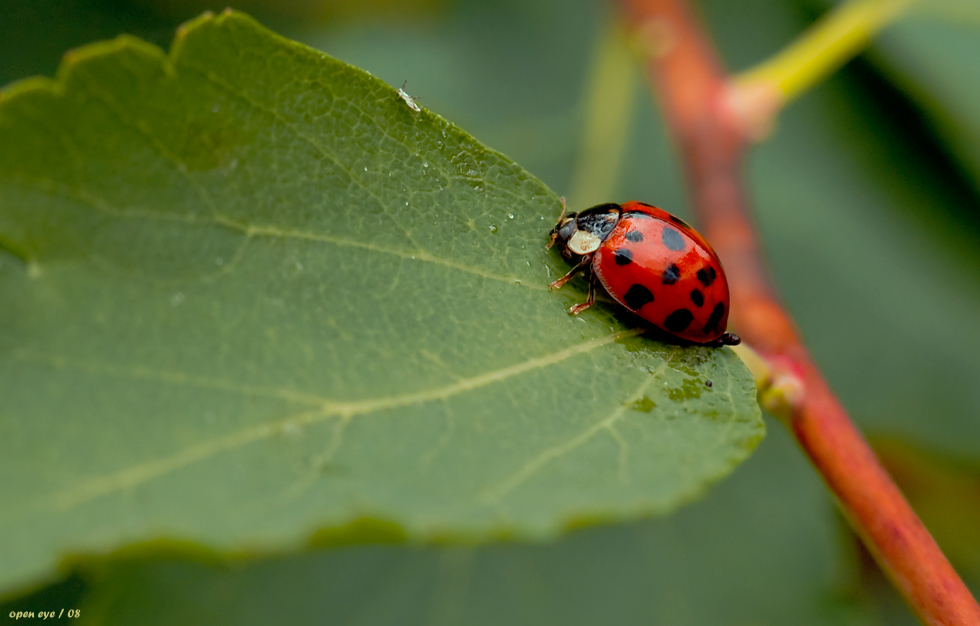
left=617, top=0, right=980, bottom=624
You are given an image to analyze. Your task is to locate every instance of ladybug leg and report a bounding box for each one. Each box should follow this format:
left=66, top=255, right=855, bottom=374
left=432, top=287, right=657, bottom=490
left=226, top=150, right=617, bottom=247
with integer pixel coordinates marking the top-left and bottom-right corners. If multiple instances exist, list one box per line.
left=568, top=273, right=597, bottom=315
left=548, top=255, right=591, bottom=290
left=546, top=232, right=557, bottom=249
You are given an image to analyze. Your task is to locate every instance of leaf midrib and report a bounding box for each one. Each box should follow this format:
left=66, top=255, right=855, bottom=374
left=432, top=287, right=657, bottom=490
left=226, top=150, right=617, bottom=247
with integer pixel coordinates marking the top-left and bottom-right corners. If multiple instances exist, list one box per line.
left=5, top=328, right=644, bottom=519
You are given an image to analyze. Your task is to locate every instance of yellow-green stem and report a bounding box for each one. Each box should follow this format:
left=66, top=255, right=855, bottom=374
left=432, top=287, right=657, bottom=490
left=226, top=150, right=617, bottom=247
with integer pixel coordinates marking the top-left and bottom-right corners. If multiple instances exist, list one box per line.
left=568, top=22, right=637, bottom=207
left=735, top=0, right=914, bottom=104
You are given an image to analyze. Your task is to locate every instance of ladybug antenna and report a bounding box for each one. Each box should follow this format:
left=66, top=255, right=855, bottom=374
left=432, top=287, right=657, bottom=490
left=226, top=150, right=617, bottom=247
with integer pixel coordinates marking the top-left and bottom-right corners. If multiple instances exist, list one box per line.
left=545, top=197, right=569, bottom=250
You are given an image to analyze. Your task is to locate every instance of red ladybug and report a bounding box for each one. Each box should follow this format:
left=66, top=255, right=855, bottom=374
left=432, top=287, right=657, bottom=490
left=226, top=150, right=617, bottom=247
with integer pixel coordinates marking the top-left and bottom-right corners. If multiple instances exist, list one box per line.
left=548, top=200, right=739, bottom=347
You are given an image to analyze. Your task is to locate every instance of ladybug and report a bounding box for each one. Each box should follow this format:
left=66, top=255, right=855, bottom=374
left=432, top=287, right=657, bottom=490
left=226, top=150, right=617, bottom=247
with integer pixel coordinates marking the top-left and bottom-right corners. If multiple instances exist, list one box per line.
left=547, top=200, right=739, bottom=347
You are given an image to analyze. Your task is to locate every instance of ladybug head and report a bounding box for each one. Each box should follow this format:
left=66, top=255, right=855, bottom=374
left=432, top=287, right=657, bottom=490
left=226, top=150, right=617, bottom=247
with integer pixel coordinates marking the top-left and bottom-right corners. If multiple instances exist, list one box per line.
left=548, top=203, right=622, bottom=258
left=549, top=213, right=582, bottom=256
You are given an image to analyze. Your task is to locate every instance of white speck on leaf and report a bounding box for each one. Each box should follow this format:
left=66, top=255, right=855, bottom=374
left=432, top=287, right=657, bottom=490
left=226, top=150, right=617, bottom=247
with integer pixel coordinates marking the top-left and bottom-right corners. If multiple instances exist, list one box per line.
left=397, top=81, right=421, bottom=112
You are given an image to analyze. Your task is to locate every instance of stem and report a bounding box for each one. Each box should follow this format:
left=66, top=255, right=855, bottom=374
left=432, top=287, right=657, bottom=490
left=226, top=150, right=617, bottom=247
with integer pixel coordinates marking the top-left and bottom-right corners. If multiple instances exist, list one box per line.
left=735, top=0, right=914, bottom=105
left=618, top=0, right=980, bottom=624
left=569, top=22, right=638, bottom=207
left=726, top=0, right=914, bottom=140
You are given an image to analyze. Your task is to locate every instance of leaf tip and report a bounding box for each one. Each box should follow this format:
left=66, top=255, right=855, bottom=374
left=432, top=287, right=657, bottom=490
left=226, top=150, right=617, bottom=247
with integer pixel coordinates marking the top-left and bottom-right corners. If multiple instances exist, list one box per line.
left=169, top=8, right=269, bottom=62
left=174, top=10, right=215, bottom=43
left=54, top=33, right=172, bottom=87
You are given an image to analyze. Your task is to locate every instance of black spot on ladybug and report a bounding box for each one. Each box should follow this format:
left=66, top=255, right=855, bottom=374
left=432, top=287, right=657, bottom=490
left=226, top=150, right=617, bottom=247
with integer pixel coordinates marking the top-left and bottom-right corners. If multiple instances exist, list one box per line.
left=696, top=266, right=717, bottom=287
left=664, top=309, right=694, bottom=332
left=624, top=284, right=654, bottom=310
left=661, top=227, right=686, bottom=252
left=662, top=263, right=681, bottom=285
left=690, top=288, right=705, bottom=307
left=614, top=248, right=633, bottom=265
left=625, top=230, right=644, bottom=243
left=702, top=302, right=725, bottom=335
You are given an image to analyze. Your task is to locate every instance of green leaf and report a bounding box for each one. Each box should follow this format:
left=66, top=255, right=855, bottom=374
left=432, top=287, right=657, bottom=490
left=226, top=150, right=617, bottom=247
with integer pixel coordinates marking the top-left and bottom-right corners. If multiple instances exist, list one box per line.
left=0, top=10, right=762, bottom=593
left=25, top=429, right=865, bottom=626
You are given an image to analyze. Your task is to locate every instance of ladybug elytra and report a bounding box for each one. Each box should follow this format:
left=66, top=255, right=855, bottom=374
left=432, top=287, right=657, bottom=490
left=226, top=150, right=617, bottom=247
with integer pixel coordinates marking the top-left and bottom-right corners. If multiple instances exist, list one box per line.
left=548, top=200, right=739, bottom=347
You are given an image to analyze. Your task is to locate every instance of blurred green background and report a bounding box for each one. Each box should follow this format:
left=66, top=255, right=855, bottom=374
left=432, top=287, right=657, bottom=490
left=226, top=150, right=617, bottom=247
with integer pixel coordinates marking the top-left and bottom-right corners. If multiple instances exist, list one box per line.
left=2, top=0, right=978, bottom=623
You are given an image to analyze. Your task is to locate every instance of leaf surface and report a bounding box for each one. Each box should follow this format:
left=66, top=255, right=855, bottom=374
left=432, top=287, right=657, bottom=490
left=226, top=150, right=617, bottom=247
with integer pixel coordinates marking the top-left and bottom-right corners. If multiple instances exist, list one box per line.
left=49, top=430, right=865, bottom=626
left=0, top=11, right=762, bottom=592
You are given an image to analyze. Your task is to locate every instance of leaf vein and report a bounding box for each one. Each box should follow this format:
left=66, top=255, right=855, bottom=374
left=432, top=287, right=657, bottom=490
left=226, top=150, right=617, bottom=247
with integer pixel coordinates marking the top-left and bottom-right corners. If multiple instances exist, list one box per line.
left=7, top=329, right=641, bottom=516
left=477, top=351, right=675, bottom=505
